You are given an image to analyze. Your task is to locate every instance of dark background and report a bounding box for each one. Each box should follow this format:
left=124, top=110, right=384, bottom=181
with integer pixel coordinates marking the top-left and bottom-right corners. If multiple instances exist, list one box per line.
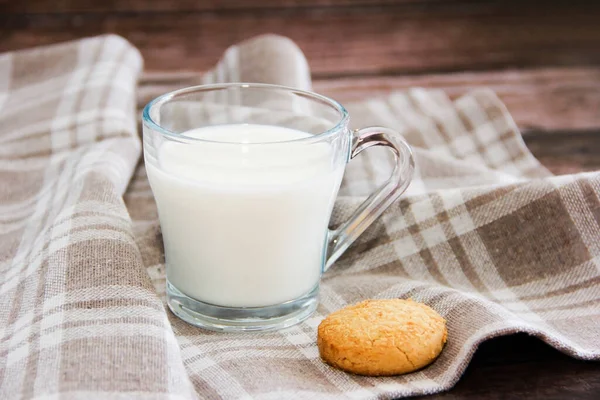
left=1, top=1, right=599, bottom=398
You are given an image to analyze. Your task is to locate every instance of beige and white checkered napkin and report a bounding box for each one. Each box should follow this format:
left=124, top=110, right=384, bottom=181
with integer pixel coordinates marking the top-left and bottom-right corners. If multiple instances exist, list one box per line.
left=1, top=34, right=598, bottom=399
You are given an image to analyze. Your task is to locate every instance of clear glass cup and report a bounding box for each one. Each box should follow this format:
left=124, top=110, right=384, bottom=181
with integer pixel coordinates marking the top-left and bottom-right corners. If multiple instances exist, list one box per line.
left=142, top=83, right=414, bottom=332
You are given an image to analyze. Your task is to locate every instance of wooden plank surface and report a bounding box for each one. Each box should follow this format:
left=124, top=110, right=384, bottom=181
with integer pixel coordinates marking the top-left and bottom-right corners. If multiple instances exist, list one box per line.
left=524, top=130, right=600, bottom=175
left=3, top=2, right=600, bottom=76
left=417, top=334, right=600, bottom=400
left=2, top=0, right=417, bottom=13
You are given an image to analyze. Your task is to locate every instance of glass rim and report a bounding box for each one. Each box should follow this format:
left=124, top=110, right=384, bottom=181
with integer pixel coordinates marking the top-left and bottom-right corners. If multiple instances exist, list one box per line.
left=142, top=82, right=350, bottom=145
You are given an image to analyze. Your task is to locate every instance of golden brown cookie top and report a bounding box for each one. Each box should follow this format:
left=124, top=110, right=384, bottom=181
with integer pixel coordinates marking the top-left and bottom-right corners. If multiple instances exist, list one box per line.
left=317, top=299, right=447, bottom=376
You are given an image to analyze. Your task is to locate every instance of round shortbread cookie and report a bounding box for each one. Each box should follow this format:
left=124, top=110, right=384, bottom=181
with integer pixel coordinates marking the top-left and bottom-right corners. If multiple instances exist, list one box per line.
left=317, top=299, right=447, bottom=376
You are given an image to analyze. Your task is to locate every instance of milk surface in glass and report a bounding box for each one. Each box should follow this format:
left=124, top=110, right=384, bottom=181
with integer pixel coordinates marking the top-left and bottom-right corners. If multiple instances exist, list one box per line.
left=146, top=124, right=344, bottom=307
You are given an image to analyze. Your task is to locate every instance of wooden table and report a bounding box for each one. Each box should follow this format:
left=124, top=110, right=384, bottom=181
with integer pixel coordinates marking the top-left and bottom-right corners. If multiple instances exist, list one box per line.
left=1, top=1, right=599, bottom=398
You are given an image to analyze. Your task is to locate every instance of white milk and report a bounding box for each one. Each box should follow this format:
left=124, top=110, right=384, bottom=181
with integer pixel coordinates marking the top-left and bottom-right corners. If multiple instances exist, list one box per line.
left=146, top=124, right=344, bottom=308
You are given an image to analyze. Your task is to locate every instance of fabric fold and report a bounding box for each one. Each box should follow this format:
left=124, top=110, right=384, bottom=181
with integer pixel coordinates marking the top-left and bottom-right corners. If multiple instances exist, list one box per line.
left=0, top=35, right=196, bottom=399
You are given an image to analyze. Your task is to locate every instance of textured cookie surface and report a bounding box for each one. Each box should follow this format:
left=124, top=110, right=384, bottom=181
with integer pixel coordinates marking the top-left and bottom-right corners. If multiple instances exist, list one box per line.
left=317, top=299, right=447, bottom=376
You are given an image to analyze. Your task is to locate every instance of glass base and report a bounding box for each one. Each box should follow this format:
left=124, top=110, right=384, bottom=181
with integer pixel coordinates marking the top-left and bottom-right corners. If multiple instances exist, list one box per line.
left=166, top=280, right=319, bottom=332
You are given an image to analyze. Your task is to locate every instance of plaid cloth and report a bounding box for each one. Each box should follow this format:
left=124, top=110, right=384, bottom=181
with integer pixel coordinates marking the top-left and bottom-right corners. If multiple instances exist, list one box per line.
left=1, top=34, right=599, bottom=399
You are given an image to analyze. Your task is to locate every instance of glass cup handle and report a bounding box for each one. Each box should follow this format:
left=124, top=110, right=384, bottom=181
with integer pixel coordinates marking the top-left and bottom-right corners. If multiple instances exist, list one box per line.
left=325, top=126, right=415, bottom=270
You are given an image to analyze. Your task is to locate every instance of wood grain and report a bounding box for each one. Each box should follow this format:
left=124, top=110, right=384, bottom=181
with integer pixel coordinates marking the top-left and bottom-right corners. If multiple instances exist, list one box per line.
left=525, top=130, right=600, bottom=175
left=138, top=67, right=600, bottom=132
left=2, top=2, right=600, bottom=76
left=1, top=0, right=419, bottom=13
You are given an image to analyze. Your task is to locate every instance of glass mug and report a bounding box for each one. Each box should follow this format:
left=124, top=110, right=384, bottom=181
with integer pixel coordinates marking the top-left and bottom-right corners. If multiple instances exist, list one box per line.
left=143, top=83, right=414, bottom=332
